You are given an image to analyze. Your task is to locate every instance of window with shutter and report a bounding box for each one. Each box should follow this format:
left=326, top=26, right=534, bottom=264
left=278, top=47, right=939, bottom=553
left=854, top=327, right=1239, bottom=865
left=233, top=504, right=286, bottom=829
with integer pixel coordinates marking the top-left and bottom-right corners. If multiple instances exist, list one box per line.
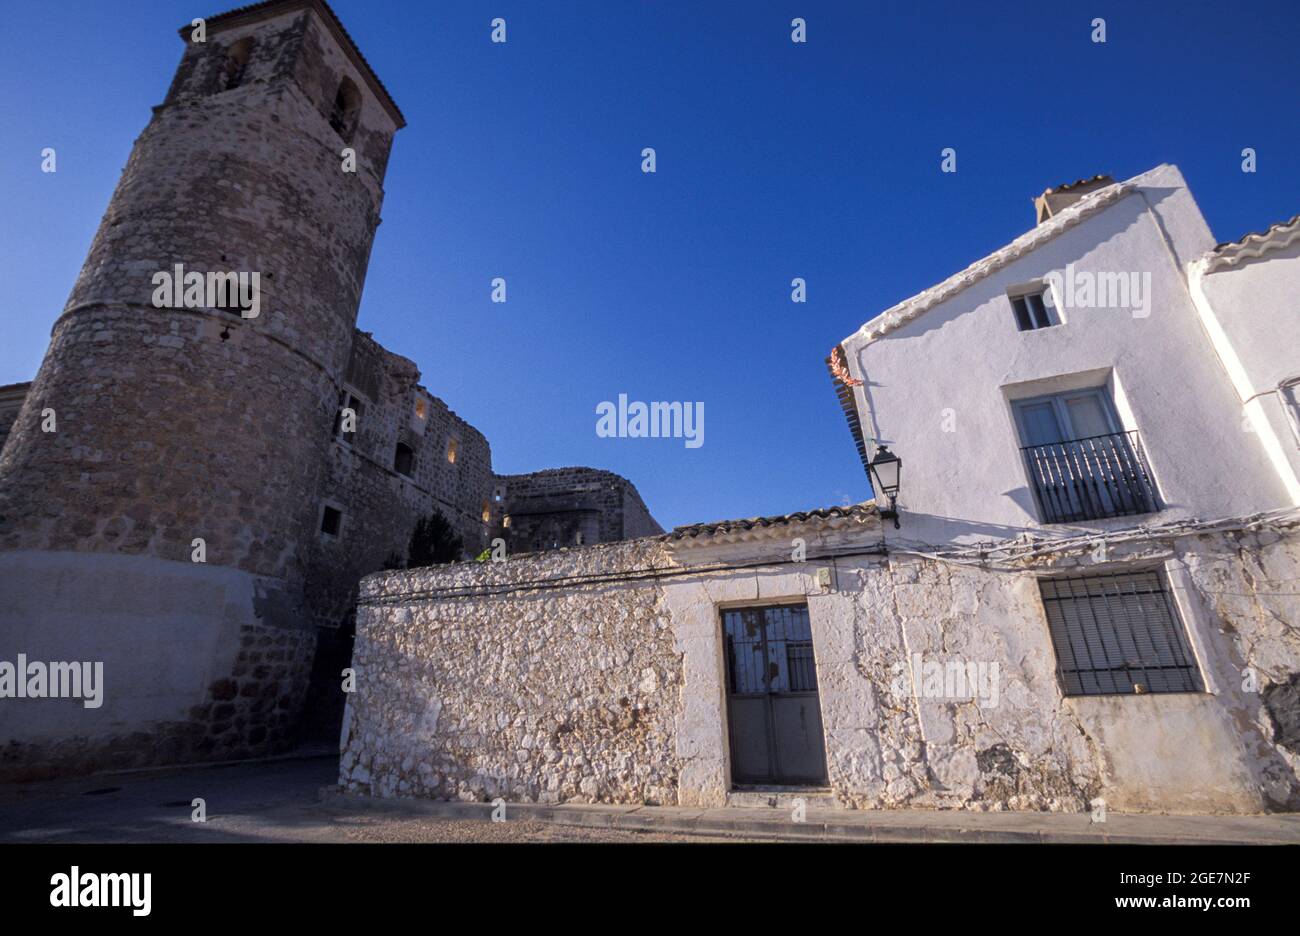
left=1038, top=571, right=1203, bottom=696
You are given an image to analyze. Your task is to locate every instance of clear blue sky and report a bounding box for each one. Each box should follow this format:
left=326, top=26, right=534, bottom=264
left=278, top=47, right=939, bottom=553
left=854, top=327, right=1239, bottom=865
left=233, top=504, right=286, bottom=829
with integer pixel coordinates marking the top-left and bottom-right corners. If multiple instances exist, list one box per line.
left=2, top=1, right=1298, bottom=529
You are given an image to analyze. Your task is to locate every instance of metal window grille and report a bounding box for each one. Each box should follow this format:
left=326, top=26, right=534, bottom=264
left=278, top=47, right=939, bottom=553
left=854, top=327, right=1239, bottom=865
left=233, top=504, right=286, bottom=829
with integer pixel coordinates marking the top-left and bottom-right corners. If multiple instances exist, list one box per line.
left=723, top=605, right=818, bottom=695
left=1039, top=571, right=1203, bottom=696
left=785, top=642, right=817, bottom=692
left=1022, top=430, right=1159, bottom=523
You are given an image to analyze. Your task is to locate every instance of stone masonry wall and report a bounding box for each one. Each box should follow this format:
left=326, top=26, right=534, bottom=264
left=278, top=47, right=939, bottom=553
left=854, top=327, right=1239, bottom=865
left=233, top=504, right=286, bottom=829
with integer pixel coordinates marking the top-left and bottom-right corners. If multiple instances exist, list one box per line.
left=495, top=467, right=662, bottom=554
left=341, top=538, right=683, bottom=803
left=343, top=519, right=1300, bottom=814
left=0, top=383, right=27, bottom=450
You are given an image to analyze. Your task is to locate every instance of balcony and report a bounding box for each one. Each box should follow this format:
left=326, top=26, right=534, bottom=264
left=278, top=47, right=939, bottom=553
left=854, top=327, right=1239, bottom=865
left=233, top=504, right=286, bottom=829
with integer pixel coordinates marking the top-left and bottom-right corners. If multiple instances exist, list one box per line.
left=1021, top=430, right=1159, bottom=523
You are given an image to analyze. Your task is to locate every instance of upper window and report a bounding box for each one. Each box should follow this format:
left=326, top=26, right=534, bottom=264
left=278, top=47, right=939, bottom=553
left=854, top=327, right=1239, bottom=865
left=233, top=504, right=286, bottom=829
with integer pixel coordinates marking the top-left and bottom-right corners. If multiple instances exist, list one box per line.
left=217, top=37, right=254, bottom=92
left=394, top=442, right=414, bottom=477
left=1013, top=388, right=1159, bottom=523
left=1009, top=285, right=1058, bottom=331
left=446, top=437, right=459, bottom=465
left=1039, top=571, right=1203, bottom=696
left=329, top=77, right=362, bottom=143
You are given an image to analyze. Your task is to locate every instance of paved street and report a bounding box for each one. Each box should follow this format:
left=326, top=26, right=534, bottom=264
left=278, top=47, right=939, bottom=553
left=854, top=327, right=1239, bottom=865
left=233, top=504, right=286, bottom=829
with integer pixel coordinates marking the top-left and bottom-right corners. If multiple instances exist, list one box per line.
left=2, top=754, right=1299, bottom=844
left=0, top=755, right=725, bottom=843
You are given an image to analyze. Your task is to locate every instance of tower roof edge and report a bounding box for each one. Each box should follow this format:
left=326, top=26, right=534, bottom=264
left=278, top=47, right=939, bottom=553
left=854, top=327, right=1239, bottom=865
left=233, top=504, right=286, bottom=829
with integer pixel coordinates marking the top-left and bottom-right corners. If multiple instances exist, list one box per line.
left=179, top=0, right=406, bottom=129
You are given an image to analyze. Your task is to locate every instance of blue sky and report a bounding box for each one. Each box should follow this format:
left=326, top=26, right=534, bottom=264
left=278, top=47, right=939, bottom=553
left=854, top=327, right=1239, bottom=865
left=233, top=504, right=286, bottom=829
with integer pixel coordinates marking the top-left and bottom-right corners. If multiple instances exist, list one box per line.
left=2, top=0, right=1298, bottom=529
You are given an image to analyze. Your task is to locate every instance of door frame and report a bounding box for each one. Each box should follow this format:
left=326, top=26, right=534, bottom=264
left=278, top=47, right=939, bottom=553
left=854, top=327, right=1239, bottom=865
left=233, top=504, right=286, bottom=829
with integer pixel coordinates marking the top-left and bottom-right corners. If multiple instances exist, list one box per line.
left=719, top=601, right=829, bottom=787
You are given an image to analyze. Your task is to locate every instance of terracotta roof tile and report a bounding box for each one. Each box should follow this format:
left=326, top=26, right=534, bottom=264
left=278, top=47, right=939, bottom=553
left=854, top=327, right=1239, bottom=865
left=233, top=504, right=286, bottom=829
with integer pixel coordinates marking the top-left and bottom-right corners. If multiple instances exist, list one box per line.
left=670, top=503, right=877, bottom=540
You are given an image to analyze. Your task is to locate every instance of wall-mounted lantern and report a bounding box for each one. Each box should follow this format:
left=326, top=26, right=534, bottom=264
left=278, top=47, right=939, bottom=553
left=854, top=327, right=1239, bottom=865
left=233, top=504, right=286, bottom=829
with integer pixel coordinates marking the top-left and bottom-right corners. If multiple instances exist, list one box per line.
left=868, top=445, right=902, bottom=529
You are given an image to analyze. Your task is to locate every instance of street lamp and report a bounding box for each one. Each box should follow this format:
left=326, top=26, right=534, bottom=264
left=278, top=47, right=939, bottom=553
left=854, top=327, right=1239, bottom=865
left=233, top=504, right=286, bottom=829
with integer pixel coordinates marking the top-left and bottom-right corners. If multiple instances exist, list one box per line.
left=868, top=445, right=902, bottom=529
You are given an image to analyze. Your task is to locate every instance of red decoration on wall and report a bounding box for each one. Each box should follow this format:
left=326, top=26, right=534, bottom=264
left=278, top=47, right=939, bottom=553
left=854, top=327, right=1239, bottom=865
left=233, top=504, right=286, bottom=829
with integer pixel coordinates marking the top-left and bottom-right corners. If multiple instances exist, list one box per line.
left=829, top=345, right=863, bottom=387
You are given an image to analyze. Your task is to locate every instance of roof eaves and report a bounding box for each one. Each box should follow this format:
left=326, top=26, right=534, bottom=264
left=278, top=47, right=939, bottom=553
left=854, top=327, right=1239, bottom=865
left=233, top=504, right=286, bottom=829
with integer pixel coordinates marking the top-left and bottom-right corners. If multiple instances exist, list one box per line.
left=1200, top=214, right=1300, bottom=272
left=669, top=503, right=879, bottom=544
left=844, top=167, right=1173, bottom=347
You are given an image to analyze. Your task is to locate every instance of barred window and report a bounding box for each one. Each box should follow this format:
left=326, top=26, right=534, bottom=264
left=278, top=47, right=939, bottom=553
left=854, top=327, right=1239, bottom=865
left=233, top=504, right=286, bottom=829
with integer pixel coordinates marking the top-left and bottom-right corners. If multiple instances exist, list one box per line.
left=1039, top=571, right=1203, bottom=696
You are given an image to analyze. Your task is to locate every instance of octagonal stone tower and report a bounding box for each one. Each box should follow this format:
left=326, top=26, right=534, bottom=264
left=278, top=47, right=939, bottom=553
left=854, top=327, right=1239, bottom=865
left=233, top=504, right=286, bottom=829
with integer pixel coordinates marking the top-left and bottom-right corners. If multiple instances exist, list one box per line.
left=0, top=0, right=404, bottom=778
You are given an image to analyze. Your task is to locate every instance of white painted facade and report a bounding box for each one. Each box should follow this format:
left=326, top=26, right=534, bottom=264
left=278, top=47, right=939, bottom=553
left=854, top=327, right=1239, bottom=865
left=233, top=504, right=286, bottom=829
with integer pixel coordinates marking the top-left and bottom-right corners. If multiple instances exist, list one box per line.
left=837, top=164, right=1297, bottom=547
left=1189, top=220, right=1300, bottom=502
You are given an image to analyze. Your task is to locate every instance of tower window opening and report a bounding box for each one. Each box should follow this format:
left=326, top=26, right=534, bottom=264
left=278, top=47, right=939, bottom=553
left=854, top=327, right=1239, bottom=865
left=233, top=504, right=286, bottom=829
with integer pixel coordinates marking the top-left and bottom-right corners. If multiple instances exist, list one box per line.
left=218, top=37, right=254, bottom=92
left=329, top=77, right=362, bottom=142
left=446, top=437, right=459, bottom=464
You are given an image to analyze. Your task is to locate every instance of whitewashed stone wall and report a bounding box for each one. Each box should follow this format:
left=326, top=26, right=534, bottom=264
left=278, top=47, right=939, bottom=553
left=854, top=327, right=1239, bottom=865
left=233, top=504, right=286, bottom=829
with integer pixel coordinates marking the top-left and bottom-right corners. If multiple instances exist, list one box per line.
left=340, top=539, right=682, bottom=803
left=341, top=516, right=1300, bottom=814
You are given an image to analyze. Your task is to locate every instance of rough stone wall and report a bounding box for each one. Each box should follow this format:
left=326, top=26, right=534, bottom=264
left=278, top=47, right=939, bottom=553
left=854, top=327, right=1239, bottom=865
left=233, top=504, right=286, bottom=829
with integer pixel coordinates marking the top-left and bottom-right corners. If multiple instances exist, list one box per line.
left=343, top=522, right=1300, bottom=814
left=341, top=539, right=683, bottom=803
left=304, top=330, right=494, bottom=629
left=0, top=383, right=28, bottom=451
left=494, top=467, right=662, bottom=554
left=813, top=527, right=1300, bottom=813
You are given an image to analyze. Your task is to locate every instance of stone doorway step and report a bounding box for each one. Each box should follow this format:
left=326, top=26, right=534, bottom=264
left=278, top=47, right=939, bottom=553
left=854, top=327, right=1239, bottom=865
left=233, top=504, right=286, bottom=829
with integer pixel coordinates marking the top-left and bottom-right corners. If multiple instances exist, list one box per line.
left=727, top=786, right=839, bottom=809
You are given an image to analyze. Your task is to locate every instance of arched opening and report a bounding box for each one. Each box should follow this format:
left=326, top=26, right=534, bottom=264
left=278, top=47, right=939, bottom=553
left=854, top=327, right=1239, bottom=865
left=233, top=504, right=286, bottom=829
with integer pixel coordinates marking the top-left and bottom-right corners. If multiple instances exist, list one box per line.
left=328, top=77, right=362, bottom=142
left=218, top=37, right=254, bottom=92
left=393, top=441, right=414, bottom=477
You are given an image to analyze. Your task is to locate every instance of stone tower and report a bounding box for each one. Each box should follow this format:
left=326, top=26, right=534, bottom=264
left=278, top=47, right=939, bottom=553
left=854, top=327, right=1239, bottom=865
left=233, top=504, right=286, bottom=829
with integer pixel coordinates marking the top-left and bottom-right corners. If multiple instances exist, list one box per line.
left=0, top=0, right=404, bottom=778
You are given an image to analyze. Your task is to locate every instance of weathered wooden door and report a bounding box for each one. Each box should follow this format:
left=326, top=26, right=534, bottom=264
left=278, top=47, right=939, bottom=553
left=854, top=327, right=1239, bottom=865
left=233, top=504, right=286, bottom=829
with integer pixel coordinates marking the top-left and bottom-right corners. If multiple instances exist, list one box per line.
left=723, top=604, right=828, bottom=785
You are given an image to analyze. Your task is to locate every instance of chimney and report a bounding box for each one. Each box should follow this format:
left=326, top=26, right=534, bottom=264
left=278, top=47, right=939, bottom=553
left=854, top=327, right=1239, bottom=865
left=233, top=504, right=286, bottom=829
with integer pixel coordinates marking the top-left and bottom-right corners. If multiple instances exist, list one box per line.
left=1033, top=174, right=1115, bottom=224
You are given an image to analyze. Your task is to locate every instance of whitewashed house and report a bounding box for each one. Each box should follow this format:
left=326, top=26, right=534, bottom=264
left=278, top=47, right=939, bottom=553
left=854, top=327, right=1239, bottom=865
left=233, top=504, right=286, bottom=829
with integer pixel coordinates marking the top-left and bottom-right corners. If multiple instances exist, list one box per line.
left=343, top=165, right=1300, bottom=816
left=835, top=164, right=1298, bottom=546
left=828, top=164, right=1300, bottom=810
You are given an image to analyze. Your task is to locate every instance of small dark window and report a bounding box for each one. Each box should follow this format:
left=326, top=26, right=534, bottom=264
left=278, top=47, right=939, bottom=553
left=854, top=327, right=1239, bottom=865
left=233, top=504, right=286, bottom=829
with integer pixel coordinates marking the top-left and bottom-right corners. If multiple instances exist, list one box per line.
left=320, top=505, right=343, bottom=537
left=394, top=442, right=414, bottom=477
left=329, top=77, right=362, bottom=142
left=1040, top=571, right=1203, bottom=696
left=333, top=392, right=362, bottom=438
left=1011, top=288, right=1056, bottom=331
left=218, top=37, right=254, bottom=92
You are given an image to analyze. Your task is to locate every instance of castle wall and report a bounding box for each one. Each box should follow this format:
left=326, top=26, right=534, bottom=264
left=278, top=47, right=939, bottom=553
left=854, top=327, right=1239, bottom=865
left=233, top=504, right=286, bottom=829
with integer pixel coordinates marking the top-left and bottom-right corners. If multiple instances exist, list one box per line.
left=0, top=550, right=313, bottom=781
left=305, top=331, right=495, bottom=631
left=0, top=383, right=27, bottom=450
left=495, top=467, right=663, bottom=554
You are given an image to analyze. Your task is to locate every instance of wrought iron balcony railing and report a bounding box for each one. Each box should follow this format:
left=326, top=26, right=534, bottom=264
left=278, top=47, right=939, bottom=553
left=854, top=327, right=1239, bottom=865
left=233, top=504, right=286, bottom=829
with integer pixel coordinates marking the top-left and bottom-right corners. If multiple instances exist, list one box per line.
left=1021, top=430, right=1159, bottom=524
